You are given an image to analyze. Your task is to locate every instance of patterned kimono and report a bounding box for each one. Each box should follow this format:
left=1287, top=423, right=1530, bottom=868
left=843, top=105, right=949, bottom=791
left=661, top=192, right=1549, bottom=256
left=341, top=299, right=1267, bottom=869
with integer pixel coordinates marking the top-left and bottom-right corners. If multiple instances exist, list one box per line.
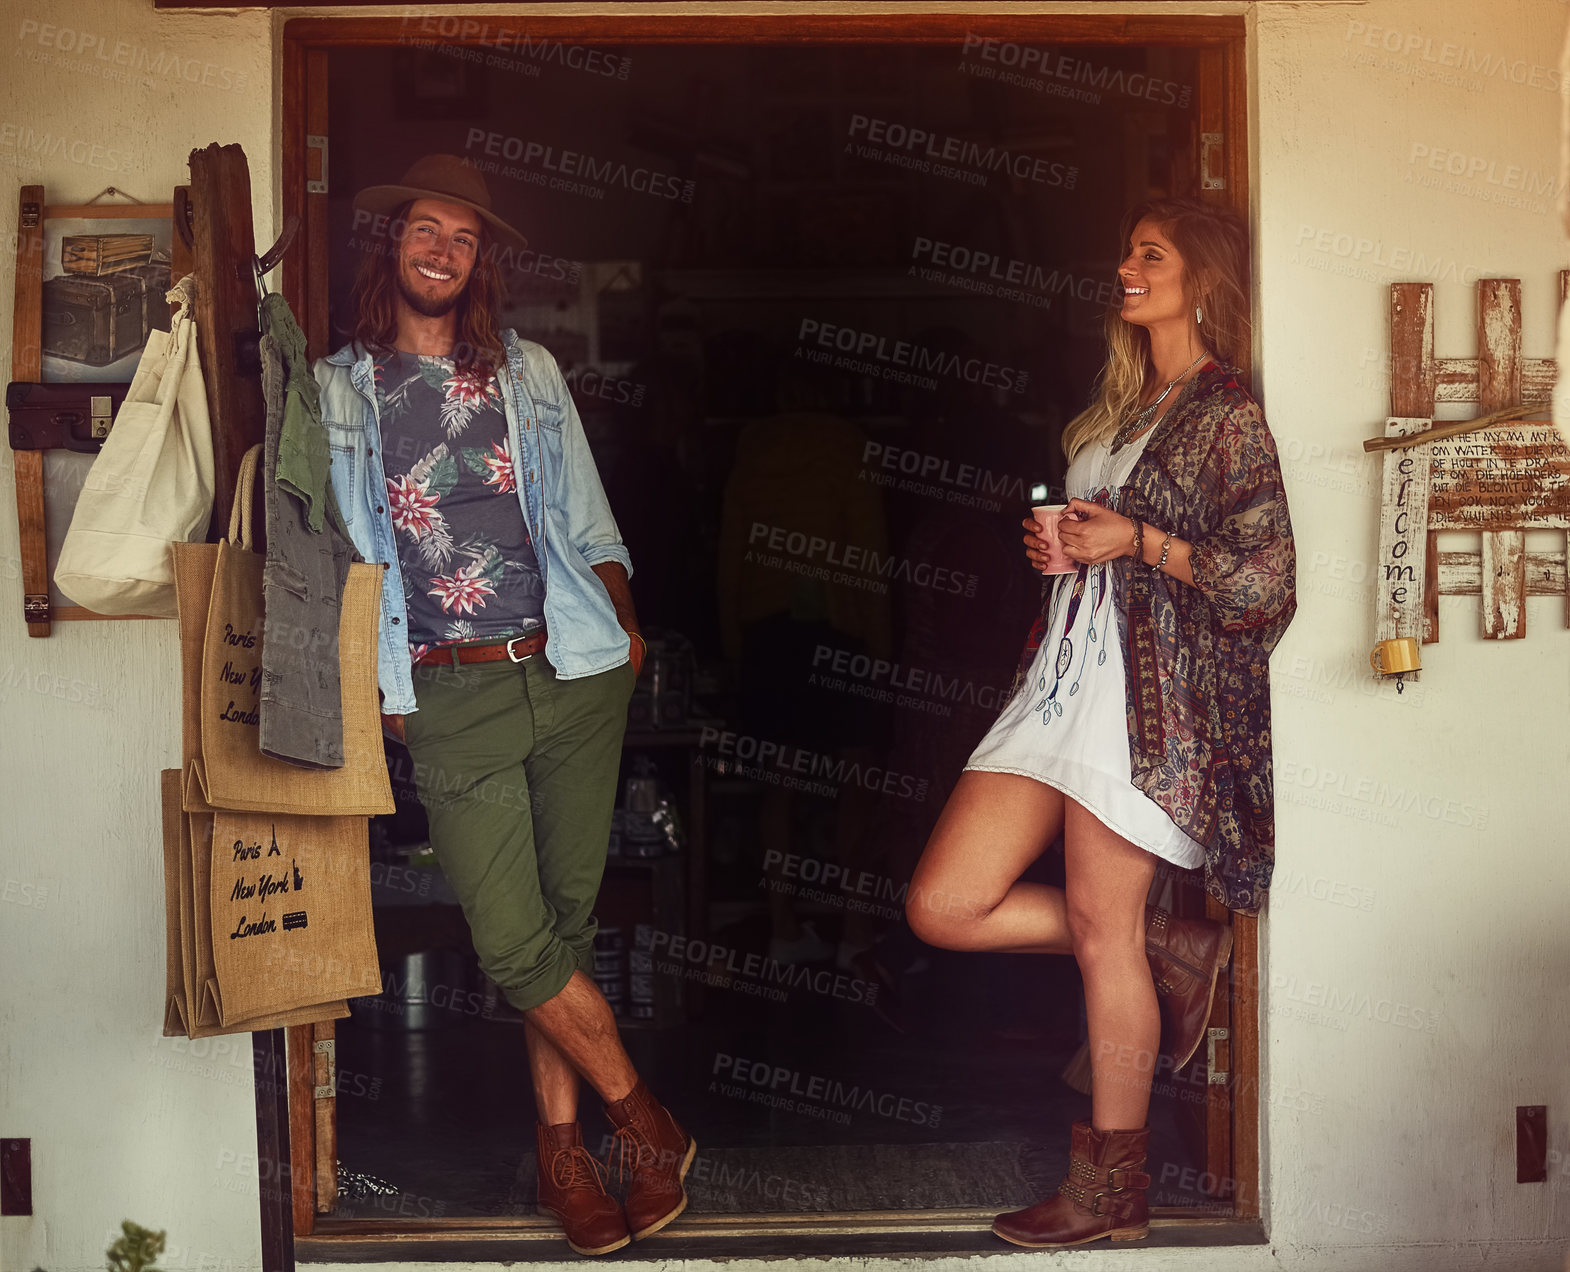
left=1010, top=362, right=1296, bottom=914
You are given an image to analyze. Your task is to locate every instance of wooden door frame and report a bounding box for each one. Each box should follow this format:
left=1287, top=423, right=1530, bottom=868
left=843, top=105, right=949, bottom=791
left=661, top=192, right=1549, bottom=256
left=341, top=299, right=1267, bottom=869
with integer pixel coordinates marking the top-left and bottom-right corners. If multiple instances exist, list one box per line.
left=278, top=10, right=1258, bottom=1249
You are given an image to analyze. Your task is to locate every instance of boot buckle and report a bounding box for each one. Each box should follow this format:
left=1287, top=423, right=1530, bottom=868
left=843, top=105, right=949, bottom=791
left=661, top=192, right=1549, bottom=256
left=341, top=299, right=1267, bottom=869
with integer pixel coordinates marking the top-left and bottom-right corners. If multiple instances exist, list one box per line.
left=1088, top=1191, right=1111, bottom=1217
left=1104, top=1166, right=1131, bottom=1191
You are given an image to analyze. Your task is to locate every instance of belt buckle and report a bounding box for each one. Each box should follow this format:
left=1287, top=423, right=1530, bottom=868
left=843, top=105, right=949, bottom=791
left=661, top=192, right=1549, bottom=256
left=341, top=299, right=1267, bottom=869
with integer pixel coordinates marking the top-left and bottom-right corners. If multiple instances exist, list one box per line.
left=505, top=634, right=534, bottom=663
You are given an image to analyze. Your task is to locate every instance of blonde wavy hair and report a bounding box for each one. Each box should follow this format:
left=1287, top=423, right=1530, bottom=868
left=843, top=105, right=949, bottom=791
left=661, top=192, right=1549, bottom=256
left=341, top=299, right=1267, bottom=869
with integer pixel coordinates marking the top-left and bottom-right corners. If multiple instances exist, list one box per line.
left=1062, top=198, right=1251, bottom=461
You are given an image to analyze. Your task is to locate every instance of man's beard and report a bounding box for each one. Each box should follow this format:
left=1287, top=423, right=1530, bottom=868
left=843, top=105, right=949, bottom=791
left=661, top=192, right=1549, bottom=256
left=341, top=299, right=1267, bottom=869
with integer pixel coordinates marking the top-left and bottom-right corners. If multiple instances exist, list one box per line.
left=396, top=262, right=467, bottom=318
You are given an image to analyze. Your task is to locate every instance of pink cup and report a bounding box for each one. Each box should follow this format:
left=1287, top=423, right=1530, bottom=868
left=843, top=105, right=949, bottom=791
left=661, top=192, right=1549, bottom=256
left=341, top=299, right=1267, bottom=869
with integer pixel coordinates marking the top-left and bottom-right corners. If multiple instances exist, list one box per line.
left=1031, top=504, right=1078, bottom=574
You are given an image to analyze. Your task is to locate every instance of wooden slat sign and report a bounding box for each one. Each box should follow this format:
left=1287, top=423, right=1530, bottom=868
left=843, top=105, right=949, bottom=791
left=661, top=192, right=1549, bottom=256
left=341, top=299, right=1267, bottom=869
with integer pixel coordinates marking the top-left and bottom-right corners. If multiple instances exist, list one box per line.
left=1426, top=423, right=1570, bottom=529
left=1369, top=275, right=1568, bottom=661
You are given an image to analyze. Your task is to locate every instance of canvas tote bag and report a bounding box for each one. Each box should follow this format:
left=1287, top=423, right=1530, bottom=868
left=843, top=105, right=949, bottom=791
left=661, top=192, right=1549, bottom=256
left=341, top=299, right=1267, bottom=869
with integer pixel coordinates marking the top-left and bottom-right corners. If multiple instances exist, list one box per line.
left=160, top=770, right=352, bottom=1037
left=57, top=275, right=215, bottom=616
left=173, top=445, right=394, bottom=816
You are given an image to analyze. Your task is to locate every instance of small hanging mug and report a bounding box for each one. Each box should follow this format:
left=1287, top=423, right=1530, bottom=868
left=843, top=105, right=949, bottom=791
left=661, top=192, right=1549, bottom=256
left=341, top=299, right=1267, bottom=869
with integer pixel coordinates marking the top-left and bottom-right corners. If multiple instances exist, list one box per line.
left=1369, top=637, right=1421, bottom=676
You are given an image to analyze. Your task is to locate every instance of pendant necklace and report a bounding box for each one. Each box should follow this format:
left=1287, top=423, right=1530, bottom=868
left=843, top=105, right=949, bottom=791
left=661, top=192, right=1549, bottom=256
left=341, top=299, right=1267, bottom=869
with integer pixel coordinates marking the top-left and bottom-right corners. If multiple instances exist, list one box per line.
left=1109, top=350, right=1208, bottom=455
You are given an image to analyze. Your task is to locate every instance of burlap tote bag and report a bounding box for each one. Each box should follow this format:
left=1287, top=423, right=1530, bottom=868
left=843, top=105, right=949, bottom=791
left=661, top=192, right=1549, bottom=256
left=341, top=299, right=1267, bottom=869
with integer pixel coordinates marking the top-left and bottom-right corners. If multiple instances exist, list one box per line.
left=159, top=770, right=351, bottom=1038
left=57, top=276, right=215, bottom=616
left=174, top=444, right=393, bottom=815
left=207, top=803, right=381, bottom=1023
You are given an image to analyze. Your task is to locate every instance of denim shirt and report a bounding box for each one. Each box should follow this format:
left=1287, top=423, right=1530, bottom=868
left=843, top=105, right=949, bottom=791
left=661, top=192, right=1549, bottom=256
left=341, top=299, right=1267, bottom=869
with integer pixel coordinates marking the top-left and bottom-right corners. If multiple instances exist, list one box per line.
left=314, top=330, right=634, bottom=715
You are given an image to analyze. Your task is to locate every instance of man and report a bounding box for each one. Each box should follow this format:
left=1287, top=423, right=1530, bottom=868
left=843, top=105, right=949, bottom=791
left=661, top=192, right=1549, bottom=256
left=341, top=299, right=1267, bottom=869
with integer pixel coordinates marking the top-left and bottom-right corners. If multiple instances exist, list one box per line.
left=315, top=154, right=692, bottom=1256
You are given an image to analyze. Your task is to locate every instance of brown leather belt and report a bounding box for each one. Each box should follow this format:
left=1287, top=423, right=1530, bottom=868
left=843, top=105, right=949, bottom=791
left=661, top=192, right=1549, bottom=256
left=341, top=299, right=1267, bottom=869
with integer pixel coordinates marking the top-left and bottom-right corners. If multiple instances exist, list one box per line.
left=414, top=630, right=547, bottom=668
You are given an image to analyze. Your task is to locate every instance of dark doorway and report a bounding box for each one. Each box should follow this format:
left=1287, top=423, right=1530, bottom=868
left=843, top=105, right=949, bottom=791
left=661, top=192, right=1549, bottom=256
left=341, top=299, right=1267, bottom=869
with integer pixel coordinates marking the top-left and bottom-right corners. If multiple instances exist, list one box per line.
left=285, top=22, right=1247, bottom=1233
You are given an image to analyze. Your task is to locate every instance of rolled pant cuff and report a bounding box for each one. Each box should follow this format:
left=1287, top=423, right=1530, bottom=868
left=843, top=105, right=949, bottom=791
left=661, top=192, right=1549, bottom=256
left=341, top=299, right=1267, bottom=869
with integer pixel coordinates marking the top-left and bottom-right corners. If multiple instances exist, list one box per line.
left=495, top=939, right=582, bottom=1013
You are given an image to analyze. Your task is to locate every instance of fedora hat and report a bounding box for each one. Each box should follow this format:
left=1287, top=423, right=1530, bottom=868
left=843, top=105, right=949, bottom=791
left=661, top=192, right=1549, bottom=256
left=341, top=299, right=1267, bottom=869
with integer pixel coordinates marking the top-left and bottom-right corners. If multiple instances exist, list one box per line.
left=353, top=153, right=527, bottom=252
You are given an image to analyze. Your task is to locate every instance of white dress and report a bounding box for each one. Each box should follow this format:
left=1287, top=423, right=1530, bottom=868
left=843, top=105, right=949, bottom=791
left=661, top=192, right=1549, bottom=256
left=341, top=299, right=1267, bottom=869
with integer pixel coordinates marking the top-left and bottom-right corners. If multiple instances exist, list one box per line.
left=965, top=431, right=1205, bottom=868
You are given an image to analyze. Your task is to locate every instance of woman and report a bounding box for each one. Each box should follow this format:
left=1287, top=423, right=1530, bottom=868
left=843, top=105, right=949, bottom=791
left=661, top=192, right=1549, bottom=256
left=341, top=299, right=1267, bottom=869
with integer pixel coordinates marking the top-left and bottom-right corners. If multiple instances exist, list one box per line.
left=906, top=198, right=1295, bottom=1248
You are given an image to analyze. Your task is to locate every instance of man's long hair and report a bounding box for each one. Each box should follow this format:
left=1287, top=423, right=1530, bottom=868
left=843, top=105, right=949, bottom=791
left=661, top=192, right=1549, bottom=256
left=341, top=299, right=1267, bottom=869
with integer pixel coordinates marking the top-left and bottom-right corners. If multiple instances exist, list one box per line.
left=348, top=199, right=506, bottom=378
left=1062, top=198, right=1251, bottom=461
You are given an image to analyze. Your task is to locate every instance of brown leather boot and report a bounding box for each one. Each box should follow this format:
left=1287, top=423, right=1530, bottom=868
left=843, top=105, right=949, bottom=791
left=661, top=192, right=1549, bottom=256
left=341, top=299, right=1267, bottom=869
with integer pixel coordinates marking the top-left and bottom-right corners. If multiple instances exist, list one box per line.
left=1146, top=904, right=1234, bottom=1070
left=992, top=1121, right=1150, bottom=1248
left=605, top=1080, right=696, bottom=1239
left=535, top=1122, right=630, bottom=1256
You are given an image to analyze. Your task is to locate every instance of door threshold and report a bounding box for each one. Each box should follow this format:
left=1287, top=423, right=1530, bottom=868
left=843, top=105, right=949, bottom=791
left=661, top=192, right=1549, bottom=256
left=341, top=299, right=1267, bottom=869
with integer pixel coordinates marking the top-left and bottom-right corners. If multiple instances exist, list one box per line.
left=298, top=1213, right=1267, bottom=1263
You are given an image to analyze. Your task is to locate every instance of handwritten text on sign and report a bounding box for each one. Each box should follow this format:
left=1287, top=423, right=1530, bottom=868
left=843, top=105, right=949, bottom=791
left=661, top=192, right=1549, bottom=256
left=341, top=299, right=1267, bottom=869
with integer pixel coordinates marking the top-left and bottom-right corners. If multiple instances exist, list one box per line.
left=1427, top=424, right=1570, bottom=530
left=1375, top=418, right=1432, bottom=648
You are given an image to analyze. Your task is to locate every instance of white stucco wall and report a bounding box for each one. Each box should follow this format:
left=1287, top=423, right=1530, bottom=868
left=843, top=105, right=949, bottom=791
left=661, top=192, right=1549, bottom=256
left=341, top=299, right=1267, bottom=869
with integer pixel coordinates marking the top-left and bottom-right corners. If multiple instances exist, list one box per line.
left=0, top=5, right=278, bottom=1271
left=2, top=2, right=1567, bottom=1271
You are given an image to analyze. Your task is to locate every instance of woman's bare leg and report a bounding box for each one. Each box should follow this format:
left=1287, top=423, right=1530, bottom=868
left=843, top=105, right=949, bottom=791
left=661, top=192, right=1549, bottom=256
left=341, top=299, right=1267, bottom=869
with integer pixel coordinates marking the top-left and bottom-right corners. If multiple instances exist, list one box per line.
left=1063, top=800, right=1160, bottom=1130
left=906, top=771, right=1072, bottom=955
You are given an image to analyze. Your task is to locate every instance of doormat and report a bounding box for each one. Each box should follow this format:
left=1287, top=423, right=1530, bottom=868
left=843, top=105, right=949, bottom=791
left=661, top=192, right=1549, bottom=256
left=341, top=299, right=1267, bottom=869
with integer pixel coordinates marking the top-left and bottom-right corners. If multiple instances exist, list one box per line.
left=508, top=1140, right=1037, bottom=1214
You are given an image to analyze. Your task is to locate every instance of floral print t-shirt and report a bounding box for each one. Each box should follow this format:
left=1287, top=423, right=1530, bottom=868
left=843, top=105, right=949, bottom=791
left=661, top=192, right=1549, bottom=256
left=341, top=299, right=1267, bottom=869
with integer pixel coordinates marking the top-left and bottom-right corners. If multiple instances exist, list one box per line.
left=373, top=350, right=545, bottom=656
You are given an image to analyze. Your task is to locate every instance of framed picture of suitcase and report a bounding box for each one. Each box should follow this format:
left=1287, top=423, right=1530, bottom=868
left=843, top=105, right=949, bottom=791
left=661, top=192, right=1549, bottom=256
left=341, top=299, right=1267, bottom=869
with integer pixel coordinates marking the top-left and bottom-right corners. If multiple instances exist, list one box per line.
left=40, top=213, right=174, bottom=381
left=9, top=190, right=189, bottom=631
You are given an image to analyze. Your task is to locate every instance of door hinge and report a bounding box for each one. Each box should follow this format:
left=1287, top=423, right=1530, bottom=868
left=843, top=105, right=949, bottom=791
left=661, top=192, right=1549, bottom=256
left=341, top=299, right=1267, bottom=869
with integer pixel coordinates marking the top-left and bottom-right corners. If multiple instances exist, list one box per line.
left=1201, top=132, right=1225, bottom=191
left=307, top=135, right=329, bottom=195
left=312, top=1037, right=336, bottom=1100
left=1206, top=1025, right=1230, bottom=1084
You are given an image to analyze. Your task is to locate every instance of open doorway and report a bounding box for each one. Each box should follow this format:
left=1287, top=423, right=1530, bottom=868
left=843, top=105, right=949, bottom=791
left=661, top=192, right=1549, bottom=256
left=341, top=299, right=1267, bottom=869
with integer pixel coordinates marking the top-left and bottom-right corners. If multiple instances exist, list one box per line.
left=282, top=14, right=1255, bottom=1240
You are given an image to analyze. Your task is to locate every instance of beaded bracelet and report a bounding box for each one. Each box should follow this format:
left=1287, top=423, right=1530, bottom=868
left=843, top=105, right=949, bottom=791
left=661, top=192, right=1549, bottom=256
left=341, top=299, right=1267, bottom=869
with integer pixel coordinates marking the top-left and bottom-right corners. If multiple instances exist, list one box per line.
left=1129, top=516, right=1144, bottom=562
left=1155, top=532, right=1174, bottom=571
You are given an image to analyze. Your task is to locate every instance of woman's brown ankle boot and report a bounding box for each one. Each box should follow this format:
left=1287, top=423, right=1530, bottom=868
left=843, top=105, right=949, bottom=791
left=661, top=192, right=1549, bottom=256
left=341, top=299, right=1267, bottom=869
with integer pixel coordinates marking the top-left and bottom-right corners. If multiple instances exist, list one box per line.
left=992, top=1121, right=1151, bottom=1248
left=1145, top=904, right=1234, bottom=1070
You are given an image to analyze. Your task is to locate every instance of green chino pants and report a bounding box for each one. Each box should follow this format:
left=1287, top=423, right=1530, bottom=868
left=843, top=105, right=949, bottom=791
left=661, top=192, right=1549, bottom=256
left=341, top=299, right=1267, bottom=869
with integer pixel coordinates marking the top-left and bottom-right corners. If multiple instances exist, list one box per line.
left=402, top=653, right=636, bottom=1011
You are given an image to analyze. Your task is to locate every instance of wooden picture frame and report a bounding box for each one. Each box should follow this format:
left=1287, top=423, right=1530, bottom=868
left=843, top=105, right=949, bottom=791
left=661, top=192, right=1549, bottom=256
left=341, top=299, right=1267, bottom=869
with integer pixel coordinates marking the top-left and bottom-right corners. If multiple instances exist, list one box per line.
left=8, top=187, right=193, bottom=633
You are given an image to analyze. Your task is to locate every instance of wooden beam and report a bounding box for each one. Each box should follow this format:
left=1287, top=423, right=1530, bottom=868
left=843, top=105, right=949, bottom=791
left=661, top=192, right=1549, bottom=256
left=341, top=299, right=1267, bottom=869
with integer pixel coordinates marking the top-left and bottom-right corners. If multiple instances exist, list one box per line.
left=1480, top=531, right=1527, bottom=637
left=10, top=185, right=48, bottom=635
left=281, top=35, right=308, bottom=330
left=1477, top=279, right=1525, bottom=639
left=1373, top=417, right=1431, bottom=676
left=1229, top=913, right=1258, bottom=1221
left=1387, top=282, right=1437, bottom=652
left=306, top=49, right=331, bottom=367
left=1437, top=549, right=1565, bottom=595
left=255, top=1029, right=297, bottom=1272
left=312, top=1021, right=338, bottom=1214
left=1433, top=356, right=1553, bottom=405
left=1560, top=271, right=1569, bottom=630
left=1202, top=894, right=1231, bottom=1204
left=282, top=13, right=1247, bottom=45
left=1390, top=284, right=1436, bottom=417
left=188, top=144, right=266, bottom=544
left=286, top=1024, right=316, bottom=1235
